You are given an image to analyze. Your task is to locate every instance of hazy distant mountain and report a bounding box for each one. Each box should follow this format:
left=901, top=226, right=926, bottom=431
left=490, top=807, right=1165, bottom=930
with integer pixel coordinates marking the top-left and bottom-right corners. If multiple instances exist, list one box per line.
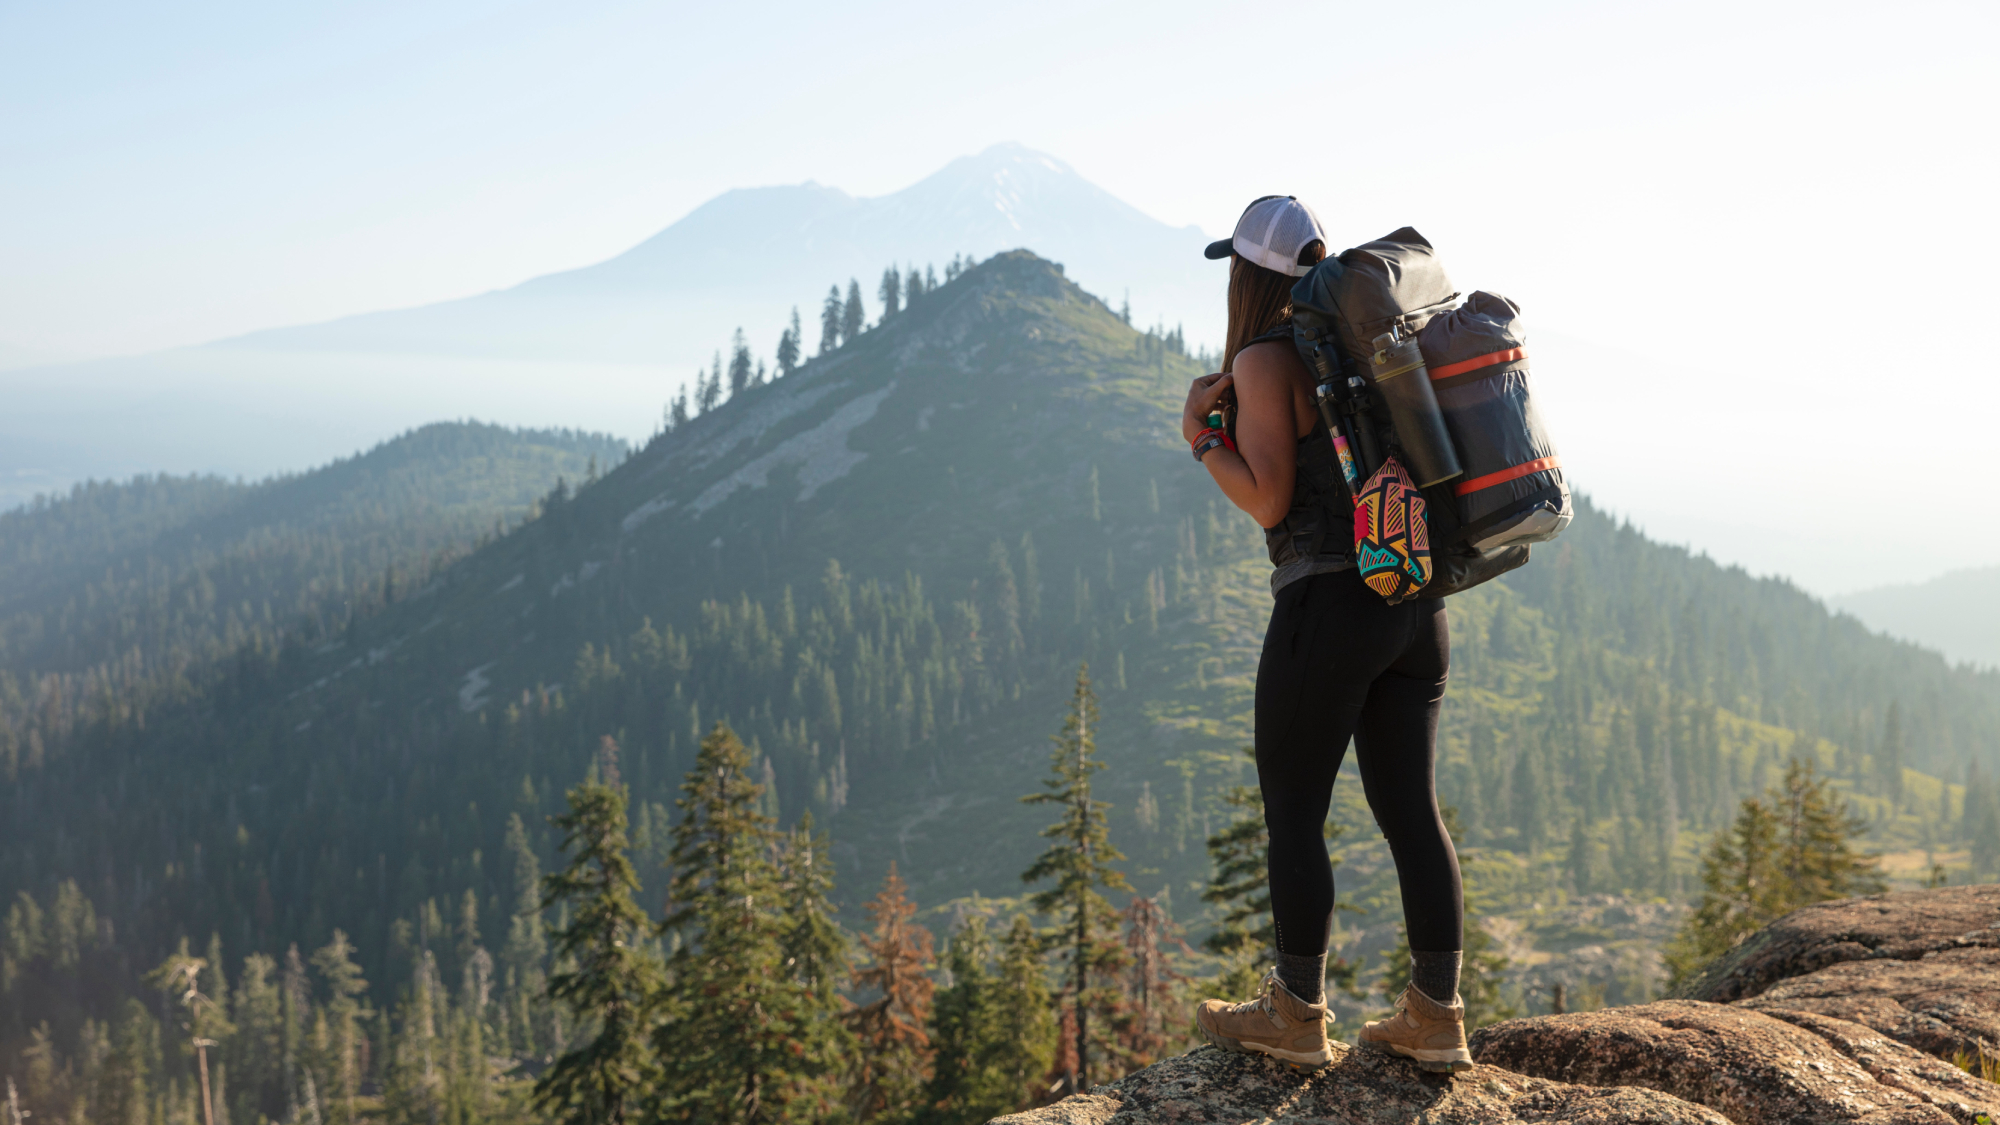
left=224, top=143, right=1216, bottom=364
left=1834, top=565, right=2000, bottom=669
left=0, top=145, right=1216, bottom=508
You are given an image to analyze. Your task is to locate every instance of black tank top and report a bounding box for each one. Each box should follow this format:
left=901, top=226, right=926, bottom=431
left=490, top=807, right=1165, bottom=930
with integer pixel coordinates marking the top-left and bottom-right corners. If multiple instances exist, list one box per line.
left=1237, top=326, right=1355, bottom=594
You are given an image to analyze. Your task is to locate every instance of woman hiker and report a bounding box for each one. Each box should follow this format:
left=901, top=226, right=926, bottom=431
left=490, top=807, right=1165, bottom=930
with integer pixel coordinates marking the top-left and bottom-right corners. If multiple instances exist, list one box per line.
left=1184, top=195, right=1473, bottom=1074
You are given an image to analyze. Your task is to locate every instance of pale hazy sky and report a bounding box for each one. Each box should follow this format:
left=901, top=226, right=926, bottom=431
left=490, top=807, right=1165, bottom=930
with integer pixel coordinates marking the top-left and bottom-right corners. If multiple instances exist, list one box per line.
left=5, top=0, right=1989, bottom=358
left=3, top=0, right=1997, bottom=590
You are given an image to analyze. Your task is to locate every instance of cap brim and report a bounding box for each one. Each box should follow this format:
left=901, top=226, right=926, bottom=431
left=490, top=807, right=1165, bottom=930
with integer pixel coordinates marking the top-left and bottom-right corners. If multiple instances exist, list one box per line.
left=1203, top=238, right=1235, bottom=261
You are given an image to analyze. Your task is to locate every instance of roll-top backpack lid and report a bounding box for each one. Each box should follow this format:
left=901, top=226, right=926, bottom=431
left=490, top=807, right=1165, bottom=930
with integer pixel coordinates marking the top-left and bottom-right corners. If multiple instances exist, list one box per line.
left=1333, top=227, right=1457, bottom=358
left=1289, top=256, right=1346, bottom=349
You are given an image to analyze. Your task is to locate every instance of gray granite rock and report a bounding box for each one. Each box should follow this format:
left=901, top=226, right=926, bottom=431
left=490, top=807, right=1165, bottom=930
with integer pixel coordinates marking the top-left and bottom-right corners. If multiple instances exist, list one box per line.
left=990, top=1042, right=1730, bottom=1124
left=1470, top=999, right=1999, bottom=1124
left=1739, top=944, right=2000, bottom=1061
left=1671, top=884, right=2000, bottom=1062
left=1752, top=1007, right=2000, bottom=1124
left=1676, top=885, right=2000, bottom=1006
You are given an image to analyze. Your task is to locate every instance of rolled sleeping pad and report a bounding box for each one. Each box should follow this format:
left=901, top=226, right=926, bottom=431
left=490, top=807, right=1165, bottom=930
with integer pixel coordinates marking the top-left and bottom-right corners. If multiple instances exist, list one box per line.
left=1416, top=291, right=1572, bottom=551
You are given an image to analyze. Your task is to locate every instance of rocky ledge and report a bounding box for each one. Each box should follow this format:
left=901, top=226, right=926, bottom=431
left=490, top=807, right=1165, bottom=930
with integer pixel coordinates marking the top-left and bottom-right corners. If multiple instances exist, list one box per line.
left=1677, top=884, right=2000, bottom=1061
left=1471, top=1000, right=1999, bottom=1124
left=992, top=1042, right=1728, bottom=1124
left=999, top=887, right=2000, bottom=1125
left=1677, top=885, right=2000, bottom=1003
left=1470, top=885, right=2000, bottom=1124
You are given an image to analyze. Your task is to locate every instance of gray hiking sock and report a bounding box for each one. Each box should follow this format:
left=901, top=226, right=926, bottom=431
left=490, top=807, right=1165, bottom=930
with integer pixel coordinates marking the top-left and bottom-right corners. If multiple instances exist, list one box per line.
left=1410, top=949, right=1462, bottom=1004
left=1275, top=950, right=1326, bottom=1005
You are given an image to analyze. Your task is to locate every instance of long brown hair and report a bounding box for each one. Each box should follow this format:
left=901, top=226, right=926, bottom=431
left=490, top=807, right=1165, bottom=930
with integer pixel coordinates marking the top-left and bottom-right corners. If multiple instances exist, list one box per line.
left=1221, top=242, right=1325, bottom=372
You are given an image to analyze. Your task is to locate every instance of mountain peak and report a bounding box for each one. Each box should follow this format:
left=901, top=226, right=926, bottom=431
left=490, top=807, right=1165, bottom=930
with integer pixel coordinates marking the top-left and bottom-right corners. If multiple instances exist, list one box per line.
left=948, top=141, right=1079, bottom=178
left=16, top=147, right=1222, bottom=504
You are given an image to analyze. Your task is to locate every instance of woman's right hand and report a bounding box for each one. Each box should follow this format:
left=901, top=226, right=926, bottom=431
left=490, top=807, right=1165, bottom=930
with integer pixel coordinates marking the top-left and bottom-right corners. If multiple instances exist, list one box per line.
left=1183, top=372, right=1235, bottom=443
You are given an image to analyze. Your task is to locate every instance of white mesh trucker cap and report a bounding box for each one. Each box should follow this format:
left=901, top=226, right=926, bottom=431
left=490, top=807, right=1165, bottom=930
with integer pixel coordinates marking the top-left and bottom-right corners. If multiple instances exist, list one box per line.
left=1203, top=195, right=1327, bottom=277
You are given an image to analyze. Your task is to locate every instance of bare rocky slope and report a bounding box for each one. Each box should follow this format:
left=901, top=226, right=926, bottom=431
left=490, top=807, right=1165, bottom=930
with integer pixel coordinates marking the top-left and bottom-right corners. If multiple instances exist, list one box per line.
left=1000, top=886, right=2000, bottom=1125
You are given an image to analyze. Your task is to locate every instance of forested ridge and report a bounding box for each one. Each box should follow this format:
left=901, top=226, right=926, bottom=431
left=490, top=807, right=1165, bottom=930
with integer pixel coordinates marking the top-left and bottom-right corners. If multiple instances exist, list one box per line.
left=0, top=422, right=624, bottom=770
left=5, top=251, right=2000, bottom=1121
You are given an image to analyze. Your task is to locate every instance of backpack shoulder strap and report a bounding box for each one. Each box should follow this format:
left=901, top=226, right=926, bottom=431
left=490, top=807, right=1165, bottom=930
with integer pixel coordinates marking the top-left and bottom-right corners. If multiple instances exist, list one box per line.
left=1244, top=324, right=1294, bottom=349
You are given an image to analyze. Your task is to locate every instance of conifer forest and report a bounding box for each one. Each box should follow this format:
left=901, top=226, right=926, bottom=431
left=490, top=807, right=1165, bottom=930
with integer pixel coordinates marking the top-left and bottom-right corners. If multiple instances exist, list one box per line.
left=5, top=252, right=2000, bottom=1124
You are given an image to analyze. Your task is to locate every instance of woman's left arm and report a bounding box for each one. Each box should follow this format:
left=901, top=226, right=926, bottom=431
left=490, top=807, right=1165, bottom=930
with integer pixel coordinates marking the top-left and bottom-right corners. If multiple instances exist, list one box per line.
left=1184, top=346, right=1298, bottom=528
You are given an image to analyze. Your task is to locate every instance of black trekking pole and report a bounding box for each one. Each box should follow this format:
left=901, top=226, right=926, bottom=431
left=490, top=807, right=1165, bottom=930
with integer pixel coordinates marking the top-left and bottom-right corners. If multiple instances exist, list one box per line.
left=1311, top=345, right=1378, bottom=489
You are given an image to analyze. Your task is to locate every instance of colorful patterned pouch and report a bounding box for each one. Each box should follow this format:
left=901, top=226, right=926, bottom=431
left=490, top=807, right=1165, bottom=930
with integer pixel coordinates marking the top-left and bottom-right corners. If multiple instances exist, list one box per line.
left=1353, top=456, right=1433, bottom=601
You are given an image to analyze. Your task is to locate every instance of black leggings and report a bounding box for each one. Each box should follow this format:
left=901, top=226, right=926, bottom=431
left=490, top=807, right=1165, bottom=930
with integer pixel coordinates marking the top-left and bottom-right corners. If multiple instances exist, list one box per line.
left=1256, top=568, right=1462, bottom=956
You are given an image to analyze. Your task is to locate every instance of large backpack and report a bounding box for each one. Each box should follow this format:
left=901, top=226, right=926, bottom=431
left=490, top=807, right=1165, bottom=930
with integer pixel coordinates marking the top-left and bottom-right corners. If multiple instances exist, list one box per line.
left=1290, top=227, right=1571, bottom=598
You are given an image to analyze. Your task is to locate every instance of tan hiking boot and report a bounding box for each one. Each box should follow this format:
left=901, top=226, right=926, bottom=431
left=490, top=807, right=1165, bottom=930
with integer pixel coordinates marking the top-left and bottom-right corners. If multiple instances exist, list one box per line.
left=1194, top=972, right=1331, bottom=1069
left=1360, top=983, right=1474, bottom=1073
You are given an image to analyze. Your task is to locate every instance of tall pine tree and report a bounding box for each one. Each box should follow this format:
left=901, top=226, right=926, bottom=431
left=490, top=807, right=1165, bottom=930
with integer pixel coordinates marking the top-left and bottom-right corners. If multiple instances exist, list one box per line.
left=843, top=279, right=866, bottom=343
left=146, top=943, right=234, bottom=1125
left=776, top=308, right=802, bottom=377
left=1665, top=794, right=1782, bottom=988
left=534, top=777, right=662, bottom=1125
left=1774, top=758, right=1884, bottom=905
left=1115, top=894, right=1188, bottom=1068
left=728, top=329, right=755, bottom=395
left=917, top=914, right=1052, bottom=1125
left=821, top=287, right=844, bottom=354
left=307, top=932, right=368, bottom=1125
left=232, top=953, right=284, bottom=1120
left=1020, top=665, right=1129, bottom=1093
left=502, top=811, right=550, bottom=1057
left=1667, top=758, right=1882, bottom=988
left=921, top=916, right=1000, bottom=1125
left=775, top=813, right=855, bottom=1122
left=878, top=267, right=902, bottom=322
left=993, top=917, right=1059, bottom=1116
left=847, top=864, right=933, bottom=1121
left=384, top=946, right=447, bottom=1125
left=654, top=723, right=844, bottom=1123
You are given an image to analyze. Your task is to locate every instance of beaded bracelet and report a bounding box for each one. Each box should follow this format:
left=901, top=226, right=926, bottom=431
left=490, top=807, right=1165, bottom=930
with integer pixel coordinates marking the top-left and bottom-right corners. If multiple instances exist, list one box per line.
left=1192, top=423, right=1240, bottom=460
left=1192, top=424, right=1238, bottom=452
